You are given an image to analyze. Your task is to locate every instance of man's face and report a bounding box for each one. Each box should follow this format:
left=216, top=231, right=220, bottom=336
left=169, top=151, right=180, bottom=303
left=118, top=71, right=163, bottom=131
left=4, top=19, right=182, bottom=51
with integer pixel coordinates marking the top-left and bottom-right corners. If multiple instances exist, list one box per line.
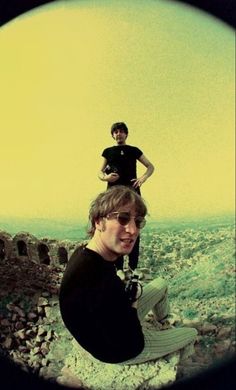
left=112, top=128, right=128, bottom=145
left=96, top=204, right=140, bottom=260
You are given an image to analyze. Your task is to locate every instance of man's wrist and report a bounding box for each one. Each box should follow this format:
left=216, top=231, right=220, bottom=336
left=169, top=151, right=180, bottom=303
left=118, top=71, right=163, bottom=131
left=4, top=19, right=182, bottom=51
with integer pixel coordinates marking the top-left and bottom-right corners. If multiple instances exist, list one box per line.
left=131, top=301, right=138, bottom=309
left=142, top=174, right=148, bottom=182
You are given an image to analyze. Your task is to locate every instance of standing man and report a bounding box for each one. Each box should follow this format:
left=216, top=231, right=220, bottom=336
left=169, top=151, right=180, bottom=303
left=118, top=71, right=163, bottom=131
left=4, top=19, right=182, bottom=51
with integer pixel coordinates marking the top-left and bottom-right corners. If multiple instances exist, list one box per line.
left=98, top=122, right=155, bottom=278
left=59, top=186, right=197, bottom=365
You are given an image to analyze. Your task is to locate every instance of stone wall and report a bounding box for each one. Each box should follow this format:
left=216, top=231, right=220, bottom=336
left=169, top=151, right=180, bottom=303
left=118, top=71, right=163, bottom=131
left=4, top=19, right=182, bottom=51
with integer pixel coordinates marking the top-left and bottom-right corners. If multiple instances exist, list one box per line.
left=0, top=230, right=80, bottom=266
left=0, top=230, right=13, bottom=260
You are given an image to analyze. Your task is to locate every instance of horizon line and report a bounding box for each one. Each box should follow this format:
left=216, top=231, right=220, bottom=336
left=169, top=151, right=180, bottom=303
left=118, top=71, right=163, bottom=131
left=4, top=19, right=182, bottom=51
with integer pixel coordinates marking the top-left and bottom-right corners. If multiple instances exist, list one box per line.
left=0, top=212, right=235, bottom=224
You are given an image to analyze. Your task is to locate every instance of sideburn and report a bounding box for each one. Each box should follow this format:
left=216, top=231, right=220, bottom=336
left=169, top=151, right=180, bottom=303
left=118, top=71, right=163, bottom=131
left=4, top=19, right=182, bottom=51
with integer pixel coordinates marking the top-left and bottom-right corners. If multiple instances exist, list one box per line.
left=95, top=218, right=106, bottom=232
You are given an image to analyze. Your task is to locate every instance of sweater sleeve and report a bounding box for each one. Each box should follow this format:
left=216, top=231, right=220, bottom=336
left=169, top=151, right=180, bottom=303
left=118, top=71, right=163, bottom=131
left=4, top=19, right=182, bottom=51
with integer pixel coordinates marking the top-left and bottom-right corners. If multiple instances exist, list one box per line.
left=89, top=275, right=144, bottom=361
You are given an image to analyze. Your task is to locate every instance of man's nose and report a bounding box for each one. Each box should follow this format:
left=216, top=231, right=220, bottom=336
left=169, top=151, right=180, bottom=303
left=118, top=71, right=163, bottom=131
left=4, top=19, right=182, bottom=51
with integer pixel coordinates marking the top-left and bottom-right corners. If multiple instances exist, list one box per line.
left=125, top=218, right=138, bottom=234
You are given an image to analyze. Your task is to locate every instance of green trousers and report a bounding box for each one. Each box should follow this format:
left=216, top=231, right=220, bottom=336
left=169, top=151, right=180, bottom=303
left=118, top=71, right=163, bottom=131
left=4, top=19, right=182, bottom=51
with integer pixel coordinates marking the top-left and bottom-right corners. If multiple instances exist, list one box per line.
left=121, top=277, right=197, bottom=365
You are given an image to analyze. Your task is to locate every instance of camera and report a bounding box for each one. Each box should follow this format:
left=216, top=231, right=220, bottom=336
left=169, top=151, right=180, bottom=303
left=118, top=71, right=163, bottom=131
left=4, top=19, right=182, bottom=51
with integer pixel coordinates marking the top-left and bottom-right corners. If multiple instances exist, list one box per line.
left=104, top=164, right=119, bottom=175
left=125, top=274, right=140, bottom=303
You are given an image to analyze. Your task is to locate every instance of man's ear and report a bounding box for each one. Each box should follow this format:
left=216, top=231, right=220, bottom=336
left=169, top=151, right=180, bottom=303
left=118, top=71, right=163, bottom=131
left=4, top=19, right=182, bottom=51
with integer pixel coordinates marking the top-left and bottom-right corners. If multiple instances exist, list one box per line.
left=95, top=218, right=106, bottom=232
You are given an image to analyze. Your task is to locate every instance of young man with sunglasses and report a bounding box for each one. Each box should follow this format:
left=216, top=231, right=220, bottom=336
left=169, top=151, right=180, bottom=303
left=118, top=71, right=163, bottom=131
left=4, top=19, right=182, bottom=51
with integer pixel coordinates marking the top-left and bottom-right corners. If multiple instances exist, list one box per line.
left=98, top=122, right=155, bottom=279
left=59, top=186, right=197, bottom=365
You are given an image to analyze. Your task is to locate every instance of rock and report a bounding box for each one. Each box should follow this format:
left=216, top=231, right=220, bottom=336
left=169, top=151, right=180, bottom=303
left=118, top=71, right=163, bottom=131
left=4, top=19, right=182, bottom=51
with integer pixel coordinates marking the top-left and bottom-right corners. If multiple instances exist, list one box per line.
left=37, top=317, right=44, bottom=325
left=216, top=326, right=232, bottom=339
left=214, top=339, right=232, bottom=355
left=49, top=287, right=59, bottom=295
left=41, top=357, right=49, bottom=367
left=6, top=303, right=15, bottom=312
left=41, top=341, right=50, bottom=351
left=41, top=292, right=51, bottom=298
left=25, top=329, right=36, bottom=337
left=199, top=322, right=217, bottom=335
left=49, top=295, right=60, bottom=306
left=45, top=330, right=53, bottom=341
left=39, top=364, right=58, bottom=380
left=25, top=340, right=34, bottom=349
left=3, top=336, right=14, bottom=349
left=179, top=342, right=196, bottom=361
left=10, top=352, right=25, bottom=366
left=60, top=339, right=181, bottom=390
left=29, top=360, right=41, bottom=371
left=37, top=325, right=47, bottom=337
left=13, top=306, right=25, bottom=317
left=35, top=335, right=45, bottom=344
left=15, top=321, right=25, bottom=330
left=27, top=312, right=38, bottom=321
left=18, top=345, right=29, bottom=353
left=37, top=307, right=45, bottom=316
left=44, top=306, right=53, bottom=318
left=11, top=313, right=18, bottom=322
left=14, top=329, right=26, bottom=340
left=41, top=346, right=50, bottom=356
left=1, top=318, right=11, bottom=326
left=57, top=367, right=85, bottom=389
left=38, top=297, right=49, bottom=307
left=31, top=347, right=41, bottom=355
left=182, top=319, right=202, bottom=328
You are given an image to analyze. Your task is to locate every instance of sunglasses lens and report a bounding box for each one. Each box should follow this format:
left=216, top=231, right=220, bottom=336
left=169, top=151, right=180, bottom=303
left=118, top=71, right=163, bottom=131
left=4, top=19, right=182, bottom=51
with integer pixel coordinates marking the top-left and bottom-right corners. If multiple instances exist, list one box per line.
left=117, top=213, right=131, bottom=226
left=135, top=217, right=146, bottom=229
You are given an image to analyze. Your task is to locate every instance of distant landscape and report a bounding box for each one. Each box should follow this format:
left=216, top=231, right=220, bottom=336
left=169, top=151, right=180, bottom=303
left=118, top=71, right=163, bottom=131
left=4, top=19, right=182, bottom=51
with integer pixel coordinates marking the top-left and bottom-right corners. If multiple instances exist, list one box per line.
left=0, top=214, right=235, bottom=242
left=0, top=216, right=88, bottom=241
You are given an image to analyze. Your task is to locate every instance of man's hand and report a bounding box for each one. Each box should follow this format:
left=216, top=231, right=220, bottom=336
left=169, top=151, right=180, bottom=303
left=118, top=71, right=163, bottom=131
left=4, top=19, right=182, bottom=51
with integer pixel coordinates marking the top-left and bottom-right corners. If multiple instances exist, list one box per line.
left=106, top=173, right=120, bottom=183
left=131, top=175, right=147, bottom=189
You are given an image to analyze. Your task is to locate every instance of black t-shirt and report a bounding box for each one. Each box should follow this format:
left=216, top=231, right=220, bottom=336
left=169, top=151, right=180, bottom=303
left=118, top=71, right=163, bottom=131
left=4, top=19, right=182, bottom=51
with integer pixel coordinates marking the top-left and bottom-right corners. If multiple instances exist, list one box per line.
left=102, top=145, right=143, bottom=187
left=59, top=246, right=144, bottom=363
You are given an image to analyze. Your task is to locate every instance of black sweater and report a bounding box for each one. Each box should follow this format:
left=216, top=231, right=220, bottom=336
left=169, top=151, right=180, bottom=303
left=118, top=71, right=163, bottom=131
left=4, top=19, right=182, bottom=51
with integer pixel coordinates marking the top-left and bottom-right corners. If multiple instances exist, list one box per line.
left=59, top=246, right=144, bottom=363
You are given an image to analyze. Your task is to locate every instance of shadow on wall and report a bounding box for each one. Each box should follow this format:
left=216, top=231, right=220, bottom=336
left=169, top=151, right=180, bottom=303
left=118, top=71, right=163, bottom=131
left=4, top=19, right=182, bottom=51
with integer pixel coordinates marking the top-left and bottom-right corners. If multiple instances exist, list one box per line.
left=0, top=230, right=75, bottom=266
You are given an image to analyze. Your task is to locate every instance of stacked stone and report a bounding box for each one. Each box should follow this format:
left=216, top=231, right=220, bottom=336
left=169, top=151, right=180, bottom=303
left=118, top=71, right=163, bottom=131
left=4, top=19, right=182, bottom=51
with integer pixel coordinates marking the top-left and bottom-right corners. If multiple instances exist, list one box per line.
left=0, top=292, right=59, bottom=374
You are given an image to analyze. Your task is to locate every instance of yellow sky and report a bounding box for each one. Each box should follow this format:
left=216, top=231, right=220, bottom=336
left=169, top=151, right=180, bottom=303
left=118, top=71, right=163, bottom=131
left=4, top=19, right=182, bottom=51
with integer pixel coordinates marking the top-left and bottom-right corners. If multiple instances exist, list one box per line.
left=0, top=0, right=235, bottom=222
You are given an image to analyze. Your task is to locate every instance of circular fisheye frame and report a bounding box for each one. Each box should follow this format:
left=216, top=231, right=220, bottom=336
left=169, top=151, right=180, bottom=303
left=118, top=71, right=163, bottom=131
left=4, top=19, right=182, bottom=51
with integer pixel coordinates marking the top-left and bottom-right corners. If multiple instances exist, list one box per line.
left=0, top=0, right=235, bottom=27
left=0, top=1, right=235, bottom=390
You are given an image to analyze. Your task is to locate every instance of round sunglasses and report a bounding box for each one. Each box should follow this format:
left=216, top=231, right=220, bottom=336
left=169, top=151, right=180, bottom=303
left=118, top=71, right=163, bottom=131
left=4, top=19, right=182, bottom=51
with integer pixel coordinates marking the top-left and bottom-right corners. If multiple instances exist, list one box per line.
left=105, top=212, right=146, bottom=229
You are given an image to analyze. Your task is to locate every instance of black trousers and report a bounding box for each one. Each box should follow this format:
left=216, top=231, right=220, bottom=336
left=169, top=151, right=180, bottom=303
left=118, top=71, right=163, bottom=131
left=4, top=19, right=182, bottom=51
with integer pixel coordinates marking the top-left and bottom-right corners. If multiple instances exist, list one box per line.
left=115, top=235, right=140, bottom=271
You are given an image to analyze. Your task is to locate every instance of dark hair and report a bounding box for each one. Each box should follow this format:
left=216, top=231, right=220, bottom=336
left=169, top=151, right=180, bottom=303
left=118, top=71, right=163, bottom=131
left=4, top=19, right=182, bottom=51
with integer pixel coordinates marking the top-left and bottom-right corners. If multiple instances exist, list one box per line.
left=110, top=122, right=128, bottom=135
left=88, top=185, right=147, bottom=237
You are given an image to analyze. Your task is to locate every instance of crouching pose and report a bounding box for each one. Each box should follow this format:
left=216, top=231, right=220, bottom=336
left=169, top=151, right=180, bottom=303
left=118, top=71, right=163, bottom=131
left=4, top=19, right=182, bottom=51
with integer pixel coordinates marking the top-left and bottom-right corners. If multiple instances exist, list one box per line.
left=59, top=186, right=197, bottom=364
